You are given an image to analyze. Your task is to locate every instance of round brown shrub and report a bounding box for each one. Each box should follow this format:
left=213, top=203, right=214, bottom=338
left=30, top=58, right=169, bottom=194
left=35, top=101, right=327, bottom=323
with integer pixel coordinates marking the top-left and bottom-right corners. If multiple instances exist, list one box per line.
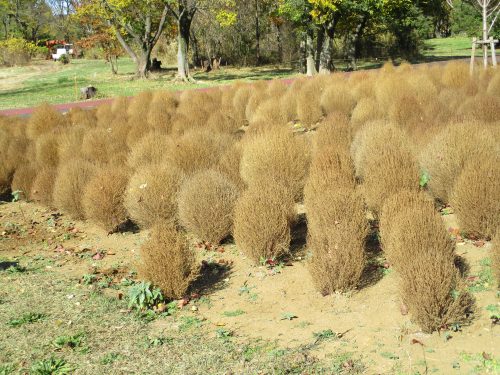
left=11, top=163, right=37, bottom=201
left=207, top=112, right=241, bottom=134
left=164, top=130, right=232, bottom=175
left=304, top=147, right=356, bottom=206
left=138, top=222, right=199, bottom=300
left=35, top=133, right=59, bottom=168
left=26, top=103, right=67, bottom=139
left=31, top=167, right=57, bottom=206
left=441, top=61, right=470, bottom=89
left=354, top=122, right=420, bottom=214
left=178, top=170, right=239, bottom=244
left=320, top=80, right=356, bottom=116
left=52, top=159, right=96, bottom=219
left=420, top=122, right=498, bottom=203
left=350, top=98, right=382, bottom=131
left=391, top=196, right=474, bottom=333
left=232, top=85, right=252, bottom=126
left=313, top=112, right=351, bottom=152
left=450, top=156, right=500, bottom=239
left=307, top=188, right=369, bottom=294
left=124, top=163, right=185, bottom=228
left=147, top=91, right=178, bottom=131
left=379, top=190, right=435, bottom=268
left=234, top=183, right=295, bottom=263
left=296, top=78, right=325, bottom=128
left=216, top=142, right=246, bottom=191
left=68, top=107, right=97, bottom=128
left=58, top=125, right=85, bottom=161
left=127, top=91, right=152, bottom=119
left=240, top=128, right=310, bottom=202
left=82, top=167, right=130, bottom=232
left=127, top=132, right=172, bottom=170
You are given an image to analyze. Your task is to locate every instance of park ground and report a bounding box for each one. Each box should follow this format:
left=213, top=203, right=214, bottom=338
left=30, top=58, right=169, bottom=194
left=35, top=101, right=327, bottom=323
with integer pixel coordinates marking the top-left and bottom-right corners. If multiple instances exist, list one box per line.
left=0, top=199, right=498, bottom=374
left=0, top=36, right=481, bottom=111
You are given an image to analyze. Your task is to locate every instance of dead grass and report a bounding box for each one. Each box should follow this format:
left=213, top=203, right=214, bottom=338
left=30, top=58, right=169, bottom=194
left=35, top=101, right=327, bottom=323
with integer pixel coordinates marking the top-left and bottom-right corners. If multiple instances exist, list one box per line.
left=391, top=197, right=474, bottom=333
left=240, top=127, right=310, bottom=202
left=233, top=182, right=295, bottom=263
left=26, top=103, right=67, bottom=140
left=420, top=122, right=498, bottom=203
left=82, top=167, right=130, bottom=232
left=177, top=170, right=239, bottom=245
left=30, top=166, right=57, bottom=206
left=307, top=187, right=369, bottom=294
left=124, top=163, right=185, bottom=228
left=11, top=163, right=37, bottom=201
left=450, top=156, right=500, bottom=240
left=493, top=230, right=500, bottom=288
left=127, top=132, right=173, bottom=171
left=52, top=159, right=96, bottom=219
left=138, top=222, right=199, bottom=299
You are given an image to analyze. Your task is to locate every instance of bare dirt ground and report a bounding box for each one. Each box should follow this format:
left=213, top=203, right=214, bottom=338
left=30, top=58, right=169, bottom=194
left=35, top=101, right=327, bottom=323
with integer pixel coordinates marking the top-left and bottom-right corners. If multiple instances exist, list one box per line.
left=0, top=200, right=498, bottom=374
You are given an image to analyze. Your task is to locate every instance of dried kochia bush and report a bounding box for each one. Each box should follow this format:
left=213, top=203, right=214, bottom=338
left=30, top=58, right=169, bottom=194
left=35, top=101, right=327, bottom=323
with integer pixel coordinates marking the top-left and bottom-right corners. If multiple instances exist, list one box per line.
left=178, top=170, right=239, bottom=244
left=138, top=222, right=199, bottom=300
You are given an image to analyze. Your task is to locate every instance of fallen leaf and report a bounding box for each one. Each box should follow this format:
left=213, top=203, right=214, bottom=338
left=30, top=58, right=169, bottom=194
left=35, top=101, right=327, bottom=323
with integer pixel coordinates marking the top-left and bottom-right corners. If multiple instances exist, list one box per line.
left=482, top=352, right=492, bottom=360
left=400, top=303, right=408, bottom=316
left=92, top=252, right=105, bottom=260
left=411, top=338, right=424, bottom=346
left=473, top=240, right=485, bottom=248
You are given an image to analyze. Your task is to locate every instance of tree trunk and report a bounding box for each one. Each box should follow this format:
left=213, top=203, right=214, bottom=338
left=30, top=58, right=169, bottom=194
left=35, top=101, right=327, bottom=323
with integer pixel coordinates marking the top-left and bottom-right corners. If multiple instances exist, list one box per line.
left=176, top=6, right=195, bottom=82
left=110, top=55, right=118, bottom=75
left=299, top=36, right=306, bottom=74
left=276, top=24, right=283, bottom=64
left=319, top=20, right=337, bottom=73
left=137, top=48, right=152, bottom=78
left=354, top=16, right=368, bottom=59
left=255, top=0, right=261, bottom=65
left=482, top=1, right=488, bottom=68
left=306, top=29, right=317, bottom=76
left=315, top=28, right=324, bottom=72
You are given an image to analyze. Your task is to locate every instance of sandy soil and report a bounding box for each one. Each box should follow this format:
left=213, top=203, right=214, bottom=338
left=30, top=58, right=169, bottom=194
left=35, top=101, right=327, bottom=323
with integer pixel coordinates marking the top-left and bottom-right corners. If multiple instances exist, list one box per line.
left=0, top=200, right=498, bottom=374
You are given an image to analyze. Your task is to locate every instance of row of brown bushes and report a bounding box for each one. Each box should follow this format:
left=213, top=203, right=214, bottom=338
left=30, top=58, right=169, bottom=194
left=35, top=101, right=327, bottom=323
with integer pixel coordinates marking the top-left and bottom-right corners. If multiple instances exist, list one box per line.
left=0, top=61, right=498, bottom=331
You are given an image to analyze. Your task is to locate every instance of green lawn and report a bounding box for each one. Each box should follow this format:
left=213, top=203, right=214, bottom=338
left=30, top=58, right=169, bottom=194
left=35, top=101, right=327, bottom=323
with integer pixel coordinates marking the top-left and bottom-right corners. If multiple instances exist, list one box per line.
left=0, top=36, right=481, bottom=110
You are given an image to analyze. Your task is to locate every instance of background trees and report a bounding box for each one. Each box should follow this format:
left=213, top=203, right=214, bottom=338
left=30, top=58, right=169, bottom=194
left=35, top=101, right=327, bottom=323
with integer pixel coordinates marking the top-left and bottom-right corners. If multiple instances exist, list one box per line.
left=0, top=0, right=497, bottom=75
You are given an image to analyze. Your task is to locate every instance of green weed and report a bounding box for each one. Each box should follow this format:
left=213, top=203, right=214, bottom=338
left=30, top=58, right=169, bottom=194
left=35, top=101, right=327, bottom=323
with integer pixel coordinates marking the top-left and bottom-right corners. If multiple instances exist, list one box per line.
left=223, top=310, right=245, bottom=317
left=127, top=281, right=164, bottom=311
left=7, top=312, right=46, bottom=327
left=53, top=333, right=85, bottom=350
left=0, top=363, right=15, bottom=375
left=468, top=258, right=493, bottom=292
left=100, top=353, right=122, bottom=365
left=30, top=357, right=72, bottom=375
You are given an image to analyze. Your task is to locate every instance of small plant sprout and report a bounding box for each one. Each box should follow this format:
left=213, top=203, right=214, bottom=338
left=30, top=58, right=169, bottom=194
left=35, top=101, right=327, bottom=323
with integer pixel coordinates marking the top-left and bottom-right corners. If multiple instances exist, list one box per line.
left=53, top=333, right=85, bottom=350
left=216, top=328, right=233, bottom=340
left=127, top=281, right=164, bottom=311
left=280, top=312, right=297, bottom=321
left=7, top=312, right=46, bottom=327
left=30, top=357, right=73, bottom=375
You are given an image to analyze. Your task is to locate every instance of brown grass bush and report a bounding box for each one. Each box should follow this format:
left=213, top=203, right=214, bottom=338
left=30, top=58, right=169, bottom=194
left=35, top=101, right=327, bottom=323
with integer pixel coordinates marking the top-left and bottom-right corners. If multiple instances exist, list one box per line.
left=164, top=130, right=232, bottom=175
left=11, top=163, right=37, bottom=200
left=178, top=170, right=239, bottom=244
left=80, top=128, right=115, bottom=164
left=487, top=72, right=500, bottom=96
left=96, top=103, right=115, bottom=128
left=124, top=163, right=185, bottom=228
left=68, top=107, right=97, bottom=128
left=349, top=71, right=375, bottom=100
left=296, top=79, right=325, bottom=128
left=313, top=112, right=351, bottom=152
left=138, top=222, right=199, bottom=300
left=232, top=85, right=252, bottom=126
left=207, top=112, right=241, bottom=134
left=307, top=188, right=369, bottom=294
left=379, top=190, right=435, bottom=268
left=127, top=132, right=173, bottom=170
left=266, top=79, right=288, bottom=98
left=350, top=98, right=382, bottom=131
left=216, top=142, right=246, bottom=190
left=30, top=167, right=57, bottom=206
left=52, top=159, right=96, bottom=219
left=450, top=156, right=500, bottom=239
left=127, top=91, right=152, bottom=119
left=35, top=133, right=59, bottom=168
left=354, top=122, right=420, bottom=214
left=320, top=80, right=356, bottom=117
left=26, top=103, right=66, bottom=139
left=245, top=86, right=268, bottom=123
left=58, top=125, right=85, bottom=161
left=457, top=93, right=500, bottom=123
left=279, top=79, right=306, bottom=123
left=304, top=148, right=356, bottom=206
left=391, top=198, right=474, bottom=333
left=420, top=122, right=498, bottom=203
left=441, top=61, right=470, bottom=89
left=147, top=91, right=178, bottom=131
left=82, top=167, right=129, bottom=232
left=0, top=163, right=13, bottom=197
left=240, top=127, right=310, bottom=201
left=250, top=97, right=288, bottom=127
left=234, top=183, right=295, bottom=263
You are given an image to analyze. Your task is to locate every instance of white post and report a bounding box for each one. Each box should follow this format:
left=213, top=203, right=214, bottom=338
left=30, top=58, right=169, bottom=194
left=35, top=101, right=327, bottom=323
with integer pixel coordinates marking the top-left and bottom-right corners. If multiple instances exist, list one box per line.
left=483, top=1, right=488, bottom=68
left=490, top=38, right=498, bottom=67
left=471, top=38, right=477, bottom=75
